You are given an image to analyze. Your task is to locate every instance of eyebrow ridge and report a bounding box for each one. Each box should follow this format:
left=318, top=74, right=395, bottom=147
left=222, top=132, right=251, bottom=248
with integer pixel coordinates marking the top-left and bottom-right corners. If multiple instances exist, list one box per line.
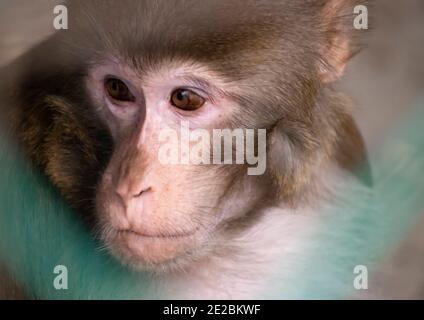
left=177, top=74, right=230, bottom=99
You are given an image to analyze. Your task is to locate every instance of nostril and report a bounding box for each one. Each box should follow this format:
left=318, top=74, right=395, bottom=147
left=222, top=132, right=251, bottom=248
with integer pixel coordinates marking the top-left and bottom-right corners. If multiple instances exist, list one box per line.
left=133, top=187, right=152, bottom=198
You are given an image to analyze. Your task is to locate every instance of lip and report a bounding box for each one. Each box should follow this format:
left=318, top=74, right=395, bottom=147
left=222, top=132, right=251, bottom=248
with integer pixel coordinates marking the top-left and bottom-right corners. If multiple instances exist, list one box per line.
left=108, top=226, right=209, bottom=267
left=117, top=228, right=198, bottom=240
left=107, top=228, right=198, bottom=268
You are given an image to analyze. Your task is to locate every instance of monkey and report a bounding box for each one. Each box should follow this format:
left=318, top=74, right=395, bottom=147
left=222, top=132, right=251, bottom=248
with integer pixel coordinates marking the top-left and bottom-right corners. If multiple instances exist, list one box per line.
left=0, top=0, right=372, bottom=299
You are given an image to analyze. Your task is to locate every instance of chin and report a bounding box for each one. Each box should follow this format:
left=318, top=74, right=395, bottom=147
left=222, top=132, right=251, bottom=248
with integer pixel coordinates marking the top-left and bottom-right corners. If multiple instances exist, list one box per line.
left=102, top=228, right=213, bottom=273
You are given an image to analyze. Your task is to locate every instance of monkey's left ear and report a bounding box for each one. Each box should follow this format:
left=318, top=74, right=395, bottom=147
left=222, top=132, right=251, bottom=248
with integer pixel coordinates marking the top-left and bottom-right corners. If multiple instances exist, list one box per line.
left=318, top=0, right=368, bottom=83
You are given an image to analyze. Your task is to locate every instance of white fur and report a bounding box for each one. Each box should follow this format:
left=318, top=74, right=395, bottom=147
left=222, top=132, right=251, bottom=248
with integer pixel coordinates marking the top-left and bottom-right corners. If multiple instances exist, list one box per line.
left=147, top=165, right=369, bottom=299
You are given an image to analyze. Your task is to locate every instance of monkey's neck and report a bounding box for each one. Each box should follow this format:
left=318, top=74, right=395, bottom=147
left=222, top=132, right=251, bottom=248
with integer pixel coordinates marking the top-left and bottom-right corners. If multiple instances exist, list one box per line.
left=156, top=164, right=370, bottom=299
left=154, top=205, right=316, bottom=299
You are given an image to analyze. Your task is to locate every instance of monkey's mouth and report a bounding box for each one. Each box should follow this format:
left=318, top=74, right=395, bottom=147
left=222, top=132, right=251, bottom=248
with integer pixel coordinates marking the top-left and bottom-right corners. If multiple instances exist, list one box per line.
left=106, top=227, right=203, bottom=269
left=117, top=228, right=198, bottom=240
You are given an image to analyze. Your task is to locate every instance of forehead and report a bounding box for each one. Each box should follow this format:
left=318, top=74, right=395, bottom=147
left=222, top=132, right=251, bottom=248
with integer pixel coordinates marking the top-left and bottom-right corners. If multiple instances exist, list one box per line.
left=66, top=0, right=317, bottom=84
left=69, top=2, right=306, bottom=52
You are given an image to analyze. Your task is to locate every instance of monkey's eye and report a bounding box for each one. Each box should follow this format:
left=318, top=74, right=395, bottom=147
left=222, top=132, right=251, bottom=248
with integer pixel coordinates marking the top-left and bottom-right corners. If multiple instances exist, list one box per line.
left=105, top=78, right=135, bottom=102
left=170, top=89, right=205, bottom=111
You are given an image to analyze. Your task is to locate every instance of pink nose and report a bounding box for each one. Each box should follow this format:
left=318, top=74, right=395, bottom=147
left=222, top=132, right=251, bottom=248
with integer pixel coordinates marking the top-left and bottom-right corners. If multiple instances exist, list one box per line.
left=115, top=182, right=151, bottom=203
left=111, top=182, right=154, bottom=229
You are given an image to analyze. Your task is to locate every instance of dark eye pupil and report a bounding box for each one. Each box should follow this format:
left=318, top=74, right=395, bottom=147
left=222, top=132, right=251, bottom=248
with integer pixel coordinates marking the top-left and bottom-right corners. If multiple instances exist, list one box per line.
left=105, top=78, right=135, bottom=102
left=176, top=91, right=184, bottom=101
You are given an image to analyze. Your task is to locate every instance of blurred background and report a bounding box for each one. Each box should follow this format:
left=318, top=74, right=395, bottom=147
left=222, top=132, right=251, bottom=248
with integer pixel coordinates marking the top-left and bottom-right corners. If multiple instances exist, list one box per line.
left=0, top=0, right=423, bottom=299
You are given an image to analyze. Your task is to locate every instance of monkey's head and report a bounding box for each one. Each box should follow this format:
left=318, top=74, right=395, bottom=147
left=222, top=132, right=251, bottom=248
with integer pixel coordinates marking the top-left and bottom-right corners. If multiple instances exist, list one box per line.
left=15, top=0, right=369, bottom=272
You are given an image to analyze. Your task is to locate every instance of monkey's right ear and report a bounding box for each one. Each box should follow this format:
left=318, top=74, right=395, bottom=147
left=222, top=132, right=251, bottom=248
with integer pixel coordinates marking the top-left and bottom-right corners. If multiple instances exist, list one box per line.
left=317, top=0, right=369, bottom=83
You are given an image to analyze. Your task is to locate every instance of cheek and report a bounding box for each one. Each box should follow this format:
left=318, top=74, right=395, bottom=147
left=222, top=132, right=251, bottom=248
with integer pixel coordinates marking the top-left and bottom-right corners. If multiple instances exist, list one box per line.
left=138, top=165, right=223, bottom=222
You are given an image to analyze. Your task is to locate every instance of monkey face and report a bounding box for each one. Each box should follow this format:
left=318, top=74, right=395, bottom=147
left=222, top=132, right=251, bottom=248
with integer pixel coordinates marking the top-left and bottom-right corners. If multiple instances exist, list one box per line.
left=86, top=60, right=267, bottom=271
